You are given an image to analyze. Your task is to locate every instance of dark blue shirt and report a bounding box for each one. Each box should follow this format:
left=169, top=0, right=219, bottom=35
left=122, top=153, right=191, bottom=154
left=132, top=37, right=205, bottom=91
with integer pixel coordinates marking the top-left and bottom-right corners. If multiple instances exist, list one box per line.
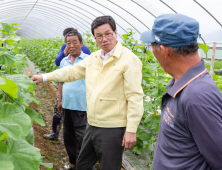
left=153, top=60, right=222, bottom=170
left=55, top=43, right=91, bottom=66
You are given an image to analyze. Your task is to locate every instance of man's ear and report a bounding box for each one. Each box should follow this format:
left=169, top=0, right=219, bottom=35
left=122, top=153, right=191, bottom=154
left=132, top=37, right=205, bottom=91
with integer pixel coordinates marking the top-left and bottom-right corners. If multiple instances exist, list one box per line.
left=80, top=41, right=83, bottom=47
left=114, top=29, right=117, bottom=38
left=160, top=45, right=169, bottom=59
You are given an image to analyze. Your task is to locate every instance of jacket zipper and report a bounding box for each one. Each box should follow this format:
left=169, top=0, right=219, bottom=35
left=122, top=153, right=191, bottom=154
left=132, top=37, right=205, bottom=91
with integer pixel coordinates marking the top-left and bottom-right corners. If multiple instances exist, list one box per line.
left=93, top=55, right=114, bottom=117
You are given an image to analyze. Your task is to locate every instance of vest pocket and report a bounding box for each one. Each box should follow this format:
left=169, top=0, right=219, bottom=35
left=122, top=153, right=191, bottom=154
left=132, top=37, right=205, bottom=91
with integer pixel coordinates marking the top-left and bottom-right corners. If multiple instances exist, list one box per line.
left=96, top=97, right=119, bottom=120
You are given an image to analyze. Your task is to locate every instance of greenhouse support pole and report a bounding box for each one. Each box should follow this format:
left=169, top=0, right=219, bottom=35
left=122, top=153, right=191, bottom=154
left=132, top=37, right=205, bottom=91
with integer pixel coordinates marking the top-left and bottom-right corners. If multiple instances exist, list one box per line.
left=210, top=42, right=217, bottom=76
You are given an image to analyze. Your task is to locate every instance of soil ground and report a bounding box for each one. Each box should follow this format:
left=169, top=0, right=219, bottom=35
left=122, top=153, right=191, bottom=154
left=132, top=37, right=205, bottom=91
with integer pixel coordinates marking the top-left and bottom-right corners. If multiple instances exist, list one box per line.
left=29, top=81, right=125, bottom=170
left=29, top=82, right=68, bottom=170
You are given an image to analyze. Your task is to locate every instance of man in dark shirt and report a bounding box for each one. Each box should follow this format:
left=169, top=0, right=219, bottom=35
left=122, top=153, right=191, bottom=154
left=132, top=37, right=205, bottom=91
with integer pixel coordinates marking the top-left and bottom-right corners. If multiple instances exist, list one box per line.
left=43, top=28, right=91, bottom=140
left=141, top=14, right=222, bottom=170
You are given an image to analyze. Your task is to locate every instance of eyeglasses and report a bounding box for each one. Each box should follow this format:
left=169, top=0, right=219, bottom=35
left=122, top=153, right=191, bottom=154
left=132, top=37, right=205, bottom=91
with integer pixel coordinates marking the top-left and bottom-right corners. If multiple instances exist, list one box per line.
left=95, top=32, right=114, bottom=41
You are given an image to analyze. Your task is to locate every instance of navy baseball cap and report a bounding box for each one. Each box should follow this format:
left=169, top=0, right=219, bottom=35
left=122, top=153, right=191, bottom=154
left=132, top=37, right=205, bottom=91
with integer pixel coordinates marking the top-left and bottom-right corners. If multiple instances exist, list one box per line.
left=141, top=14, right=200, bottom=47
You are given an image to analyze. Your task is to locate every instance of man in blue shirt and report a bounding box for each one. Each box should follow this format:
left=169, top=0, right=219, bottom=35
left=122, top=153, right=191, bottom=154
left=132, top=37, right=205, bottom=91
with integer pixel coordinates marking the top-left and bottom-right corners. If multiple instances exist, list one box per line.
left=141, top=14, right=222, bottom=170
left=55, top=31, right=91, bottom=66
left=43, top=28, right=90, bottom=140
left=58, top=30, right=89, bottom=170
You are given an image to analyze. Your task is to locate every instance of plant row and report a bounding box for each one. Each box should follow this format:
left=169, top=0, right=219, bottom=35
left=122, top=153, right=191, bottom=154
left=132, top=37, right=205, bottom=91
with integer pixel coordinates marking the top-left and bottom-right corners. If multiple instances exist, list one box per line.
left=0, top=22, right=52, bottom=170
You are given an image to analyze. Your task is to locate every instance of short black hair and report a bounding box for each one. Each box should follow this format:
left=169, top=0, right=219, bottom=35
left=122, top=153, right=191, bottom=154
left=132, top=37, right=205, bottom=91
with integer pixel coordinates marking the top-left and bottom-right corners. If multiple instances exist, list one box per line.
left=151, top=42, right=199, bottom=56
left=65, top=30, right=82, bottom=43
left=91, top=16, right=116, bottom=36
left=63, top=27, right=77, bottom=37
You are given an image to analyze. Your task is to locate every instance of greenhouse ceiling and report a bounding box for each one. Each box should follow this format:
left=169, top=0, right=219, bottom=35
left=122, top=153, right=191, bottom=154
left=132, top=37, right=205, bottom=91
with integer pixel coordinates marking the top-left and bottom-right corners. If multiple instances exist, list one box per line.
left=0, top=0, right=221, bottom=45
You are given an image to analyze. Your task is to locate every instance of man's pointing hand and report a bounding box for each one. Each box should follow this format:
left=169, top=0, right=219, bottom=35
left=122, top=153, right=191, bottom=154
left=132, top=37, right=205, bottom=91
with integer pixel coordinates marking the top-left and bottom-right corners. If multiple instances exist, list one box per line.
left=31, top=75, right=43, bottom=85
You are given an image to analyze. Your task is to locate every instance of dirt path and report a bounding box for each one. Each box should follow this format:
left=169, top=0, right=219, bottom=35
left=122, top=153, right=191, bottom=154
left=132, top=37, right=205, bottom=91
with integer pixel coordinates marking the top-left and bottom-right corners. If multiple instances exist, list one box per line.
left=29, top=82, right=69, bottom=170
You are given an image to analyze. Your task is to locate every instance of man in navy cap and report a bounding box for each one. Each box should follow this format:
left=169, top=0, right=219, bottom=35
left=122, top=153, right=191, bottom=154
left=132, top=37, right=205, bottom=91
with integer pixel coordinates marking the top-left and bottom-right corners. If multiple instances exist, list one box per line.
left=141, top=13, right=222, bottom=170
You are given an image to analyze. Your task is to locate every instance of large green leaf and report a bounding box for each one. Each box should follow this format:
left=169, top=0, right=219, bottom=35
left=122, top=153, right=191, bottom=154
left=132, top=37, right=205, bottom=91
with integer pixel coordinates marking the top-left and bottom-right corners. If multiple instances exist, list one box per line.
left=0, top=132, right=8, bottom=140
left=25, top=108, right=45, bottom=126
left=198, top=43, right=209, bottom=54
left=0, top=77, right=18, bottom=98
left=155, top=76, right=165, bottom=83
left=1, top=23, right=11, bottom=33
left=0, top=103, right=31, bottom=140
left=143, top=100, right=154, bottom=113
left=143, top=72, right=154, bottom=78
left=5, top=40, right=16, bottom=46
left=150, top=88, right=158, bottom=96
left=16, top=54, right=28, bottom=66
left=0, top=161, right=14, bottom=170
left=131, top=145, right=144, bottom=155
left=0, top=23, right=18, bottom=34
left=144, top=114, right=161, bottom=131
left=6, top=35, right=22, bottom=42
left=6, top=74, right=36, bottom=94
left=0, top=38, right=5, bottom=44
left=122, top=34, right=128, bottom=39
left=0, top=51, right=16, bottom=66
left=0, top=77, right=6, bottom=85
left=0, top=139, right=41, bottom=170
left=17, top=91, right=39, bottom=106
left=147, top=63, right=158, bottom=72
left=9, top=24, right=18, bottom=32
left=5, top=36, right=22, bottom=46
left=13, top=46, right=19, bottom=53
left=0, top=49, right=5, bottom=55
left=14, top=60, right=23, bottom=73
left=39, top=156, right=53, bottom=170
left=25, top=132, right=34, bottom=145
left=136, top=130, right=152, bottom=141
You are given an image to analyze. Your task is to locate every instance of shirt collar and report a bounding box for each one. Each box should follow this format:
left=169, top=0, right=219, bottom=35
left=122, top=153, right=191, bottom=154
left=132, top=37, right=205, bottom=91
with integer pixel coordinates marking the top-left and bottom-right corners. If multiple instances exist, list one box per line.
left=112, top=41, right=122, bottom=58
left=67, top=51, right=84, bottom=61
left=95, top=41, right=122, bottom=59
left=167, top=60, right=207, bottom=98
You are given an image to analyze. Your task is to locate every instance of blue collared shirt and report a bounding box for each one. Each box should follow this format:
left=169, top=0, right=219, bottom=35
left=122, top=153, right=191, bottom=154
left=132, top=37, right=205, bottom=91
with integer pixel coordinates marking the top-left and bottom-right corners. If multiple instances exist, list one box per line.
left=60, top=51, right=88, bottom=111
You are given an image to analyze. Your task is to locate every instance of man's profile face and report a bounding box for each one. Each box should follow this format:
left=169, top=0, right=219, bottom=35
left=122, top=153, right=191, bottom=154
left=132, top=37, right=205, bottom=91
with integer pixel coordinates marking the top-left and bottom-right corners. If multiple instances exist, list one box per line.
left=66, top=35, right=83, bottom=56
left=152, top=44, right=168, bottom=72
left=94, top=23, right=117, bottom=52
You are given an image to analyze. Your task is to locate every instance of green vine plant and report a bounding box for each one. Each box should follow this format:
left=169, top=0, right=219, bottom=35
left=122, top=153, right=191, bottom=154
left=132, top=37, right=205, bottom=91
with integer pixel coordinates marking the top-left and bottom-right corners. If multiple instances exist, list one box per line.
left=122, top=28, right=171, bottom=169
left=82, top=31, right=100, bottom=52
left=198, top=43, right=222, bottom=93
left=21, top=37, right=64, bottom=73
left=0, top=22, right=52, bottom=170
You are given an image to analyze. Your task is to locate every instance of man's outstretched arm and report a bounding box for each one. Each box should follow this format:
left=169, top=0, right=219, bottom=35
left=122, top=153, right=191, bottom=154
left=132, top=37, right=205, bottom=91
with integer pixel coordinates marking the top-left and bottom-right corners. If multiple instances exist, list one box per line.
left=32, top=57, right=88, bottom=84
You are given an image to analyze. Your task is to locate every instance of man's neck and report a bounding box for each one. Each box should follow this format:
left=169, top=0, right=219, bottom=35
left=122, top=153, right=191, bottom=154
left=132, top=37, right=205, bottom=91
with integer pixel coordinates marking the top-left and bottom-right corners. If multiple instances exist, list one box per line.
left=170, top=54, right=201, bottom=83
left=70, top=53, right=80, bottom=63
left=103, top=41, right=118, bottom=56
left=104, top=51, right=108, bottom=56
